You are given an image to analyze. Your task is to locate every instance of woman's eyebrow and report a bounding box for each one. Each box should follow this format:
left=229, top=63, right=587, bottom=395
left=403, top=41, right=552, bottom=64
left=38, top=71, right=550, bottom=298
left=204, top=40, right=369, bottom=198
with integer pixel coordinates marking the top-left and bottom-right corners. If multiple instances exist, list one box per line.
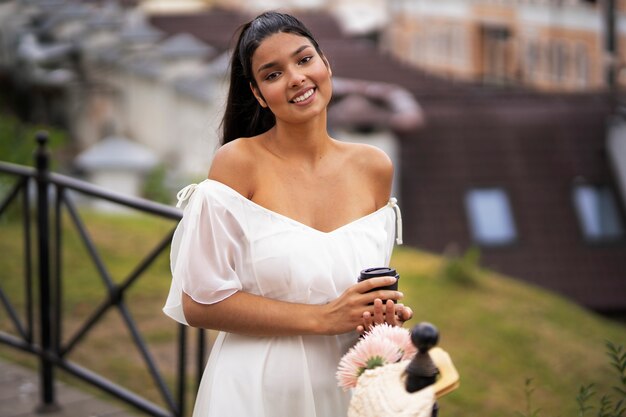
left=257, top=45, right=312, bottom=73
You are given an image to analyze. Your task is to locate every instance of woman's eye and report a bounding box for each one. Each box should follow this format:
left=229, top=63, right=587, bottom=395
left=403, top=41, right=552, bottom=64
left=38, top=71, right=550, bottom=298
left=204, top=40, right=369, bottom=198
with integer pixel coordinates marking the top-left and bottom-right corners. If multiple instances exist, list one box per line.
left=265, top=72, right=280, bottom=81
left=299, top=56, right=313, bottom=65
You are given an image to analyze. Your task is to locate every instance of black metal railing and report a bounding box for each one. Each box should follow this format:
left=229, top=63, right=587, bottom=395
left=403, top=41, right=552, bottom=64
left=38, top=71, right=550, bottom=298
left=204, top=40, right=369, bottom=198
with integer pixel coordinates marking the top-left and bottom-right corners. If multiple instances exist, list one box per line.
left=0, top=132, right=206, bottom=417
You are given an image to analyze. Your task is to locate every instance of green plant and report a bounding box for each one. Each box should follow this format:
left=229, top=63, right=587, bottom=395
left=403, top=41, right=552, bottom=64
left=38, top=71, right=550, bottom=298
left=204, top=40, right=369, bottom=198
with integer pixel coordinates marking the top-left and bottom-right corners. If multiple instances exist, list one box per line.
left=576, top=384, right=594, bottom=417
left=598, top=395, right=616, bottom=417
left=517, top=378, right=542, bottom=417
left=518, top=342, right=626, bottom=417
left=602, top=341, right=626, bottom=417
left=141, top=164, right=172, bottom=205
left=440, top=246, right=481, bottom=286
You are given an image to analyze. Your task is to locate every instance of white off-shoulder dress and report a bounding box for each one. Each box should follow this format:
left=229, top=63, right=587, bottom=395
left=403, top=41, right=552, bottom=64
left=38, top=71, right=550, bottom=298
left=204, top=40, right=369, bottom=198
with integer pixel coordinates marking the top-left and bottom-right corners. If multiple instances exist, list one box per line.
left=163, top=179, right=402, bottom=417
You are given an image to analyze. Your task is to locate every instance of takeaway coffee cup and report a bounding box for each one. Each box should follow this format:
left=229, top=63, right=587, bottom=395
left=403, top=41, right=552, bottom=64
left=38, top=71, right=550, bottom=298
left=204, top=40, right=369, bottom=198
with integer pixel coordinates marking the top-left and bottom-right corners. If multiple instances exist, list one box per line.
left=358, top=267, right=400, bottom=292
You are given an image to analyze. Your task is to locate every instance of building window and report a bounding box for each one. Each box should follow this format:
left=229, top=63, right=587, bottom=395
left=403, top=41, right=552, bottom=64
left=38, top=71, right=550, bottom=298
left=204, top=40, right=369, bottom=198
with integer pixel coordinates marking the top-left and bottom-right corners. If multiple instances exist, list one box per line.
left=573, top=184, right=625, bottom=242
left=524, top=40, right=539, bottom=82
left=549, top=42, right=560, bottom=82
left=482, top=25, right=512, bottom=84
left=555, top=41, right=569, bottom=83
left=411, top=32, right=422, bottom=63
left=574, top=43, right=589, bottom=88
left=465, top=188, right=518, bottom=246
left=451, top=26, right=467, bottom=67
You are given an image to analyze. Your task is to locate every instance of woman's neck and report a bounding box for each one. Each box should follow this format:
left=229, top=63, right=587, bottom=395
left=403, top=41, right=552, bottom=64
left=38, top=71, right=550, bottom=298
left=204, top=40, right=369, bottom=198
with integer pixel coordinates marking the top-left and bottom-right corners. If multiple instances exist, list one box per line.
left=264, top=114, right=332, bottom=168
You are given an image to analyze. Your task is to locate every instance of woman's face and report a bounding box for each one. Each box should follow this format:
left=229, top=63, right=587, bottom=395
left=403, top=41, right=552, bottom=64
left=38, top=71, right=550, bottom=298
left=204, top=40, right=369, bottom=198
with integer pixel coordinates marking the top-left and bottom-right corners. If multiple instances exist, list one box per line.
left=250, top=32, right=332, bottom=126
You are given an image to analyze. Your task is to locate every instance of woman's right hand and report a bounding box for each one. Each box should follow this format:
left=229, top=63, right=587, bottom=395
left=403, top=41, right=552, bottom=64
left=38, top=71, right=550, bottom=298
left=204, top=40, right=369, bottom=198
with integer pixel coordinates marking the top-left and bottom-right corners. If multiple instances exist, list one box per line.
left=357, top=300, right=413, bottom=335
left=319, top=276, right=404, bottom=335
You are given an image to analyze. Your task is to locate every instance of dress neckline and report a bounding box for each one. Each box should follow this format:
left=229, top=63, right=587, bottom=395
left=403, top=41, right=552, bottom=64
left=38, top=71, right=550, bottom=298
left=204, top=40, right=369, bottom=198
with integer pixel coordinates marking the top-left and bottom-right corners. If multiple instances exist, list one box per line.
left=176, top=179, right=400, bottom=239
left=205, top=179, right=392, bottom=235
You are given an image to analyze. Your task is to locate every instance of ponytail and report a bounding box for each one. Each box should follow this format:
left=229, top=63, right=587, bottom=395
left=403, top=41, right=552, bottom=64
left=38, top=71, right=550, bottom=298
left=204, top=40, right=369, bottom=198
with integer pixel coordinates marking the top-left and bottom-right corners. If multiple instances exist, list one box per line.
left=221, top=28, right=275, bottom=144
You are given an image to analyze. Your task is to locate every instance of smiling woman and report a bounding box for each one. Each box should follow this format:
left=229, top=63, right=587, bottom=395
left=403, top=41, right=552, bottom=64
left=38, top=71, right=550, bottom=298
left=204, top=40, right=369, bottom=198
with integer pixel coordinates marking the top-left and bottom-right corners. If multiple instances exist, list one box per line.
left=249, top=32, right=332, bottom=125
left=163, top=11, right=412, bottom=417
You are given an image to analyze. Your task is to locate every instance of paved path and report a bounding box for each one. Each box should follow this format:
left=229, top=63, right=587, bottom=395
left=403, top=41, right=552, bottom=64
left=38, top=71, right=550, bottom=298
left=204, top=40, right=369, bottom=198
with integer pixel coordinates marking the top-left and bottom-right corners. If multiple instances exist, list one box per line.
left=0, top=359, right=137, bottom=417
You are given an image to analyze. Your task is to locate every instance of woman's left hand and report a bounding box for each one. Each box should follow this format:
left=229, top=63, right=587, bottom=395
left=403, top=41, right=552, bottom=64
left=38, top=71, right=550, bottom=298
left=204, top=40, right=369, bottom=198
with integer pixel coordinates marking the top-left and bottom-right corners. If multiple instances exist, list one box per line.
left=356, top=300, right=413, bottom=334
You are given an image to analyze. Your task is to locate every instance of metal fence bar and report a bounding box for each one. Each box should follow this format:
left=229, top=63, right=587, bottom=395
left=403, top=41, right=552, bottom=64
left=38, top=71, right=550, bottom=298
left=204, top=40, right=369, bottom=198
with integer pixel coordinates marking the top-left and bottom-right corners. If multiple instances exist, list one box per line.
left=53, top=185, right=63, bottom=354
left=197, top=329, right=206, bottom=390
left=49, top=173, right=181, bottom=220
left=59, top=361, right=173, bottom=417
left=0, top=132, right=203, bottom=417
left=55, top=192, right=123, bottom=358
left=0, top=165, right=35, bottom=346
left=34, top=131, right=58, bottom=412
left=0, top=280, right=28, bottom=339
left=61, top=192, right=116, bottom=290
left=117, top=230, right=177, bottom=294
left=0, top=178, right=30, bottom=340
left=0, top=160, right=36, bottom=177
left=22, top=178, right=34, bottom=344
left=0, top=177, right=24, bottom=213
left=177, top=324, right=187, bottom=417
left=118, top=302, right=178, bottom=413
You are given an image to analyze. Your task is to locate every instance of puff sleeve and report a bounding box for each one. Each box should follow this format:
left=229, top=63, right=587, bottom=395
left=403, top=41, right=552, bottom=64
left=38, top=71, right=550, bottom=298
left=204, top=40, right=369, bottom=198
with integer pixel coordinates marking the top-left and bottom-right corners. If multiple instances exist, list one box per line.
left=163, top=183, right=245, bottom=325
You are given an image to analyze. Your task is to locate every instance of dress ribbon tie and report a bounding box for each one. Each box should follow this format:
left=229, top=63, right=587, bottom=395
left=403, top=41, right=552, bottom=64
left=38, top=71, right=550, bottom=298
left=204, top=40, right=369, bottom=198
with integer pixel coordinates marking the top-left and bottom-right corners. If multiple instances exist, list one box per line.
left=176, top=183, right=198, bottom=208
left=388, top=197, right=403, bottom=245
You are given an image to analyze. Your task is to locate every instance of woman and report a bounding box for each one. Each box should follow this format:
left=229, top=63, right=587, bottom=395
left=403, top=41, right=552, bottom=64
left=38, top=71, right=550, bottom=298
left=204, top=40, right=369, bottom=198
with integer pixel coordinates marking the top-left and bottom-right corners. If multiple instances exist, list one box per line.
left=164, top=11, right=412, bottom=417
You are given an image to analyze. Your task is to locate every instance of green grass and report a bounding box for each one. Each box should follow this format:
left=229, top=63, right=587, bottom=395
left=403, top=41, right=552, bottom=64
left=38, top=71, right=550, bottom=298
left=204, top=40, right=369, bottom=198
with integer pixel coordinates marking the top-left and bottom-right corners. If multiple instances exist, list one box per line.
left=0, top=207, right=624, bottom=416
left=393, top=248, right=625, bottom=416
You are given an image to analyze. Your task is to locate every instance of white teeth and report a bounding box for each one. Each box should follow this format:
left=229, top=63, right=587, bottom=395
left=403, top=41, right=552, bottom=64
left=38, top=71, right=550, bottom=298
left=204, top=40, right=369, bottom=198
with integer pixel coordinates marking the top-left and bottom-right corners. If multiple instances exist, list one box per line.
left=293, top=89, right=314, bottom=103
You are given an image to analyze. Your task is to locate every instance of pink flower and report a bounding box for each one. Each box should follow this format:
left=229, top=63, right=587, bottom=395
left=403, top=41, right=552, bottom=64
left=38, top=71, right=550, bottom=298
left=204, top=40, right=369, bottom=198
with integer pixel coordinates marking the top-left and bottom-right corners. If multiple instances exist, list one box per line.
left=337, top=336, right=401, bottom=390
left=367, top=323, right=417, bottom=360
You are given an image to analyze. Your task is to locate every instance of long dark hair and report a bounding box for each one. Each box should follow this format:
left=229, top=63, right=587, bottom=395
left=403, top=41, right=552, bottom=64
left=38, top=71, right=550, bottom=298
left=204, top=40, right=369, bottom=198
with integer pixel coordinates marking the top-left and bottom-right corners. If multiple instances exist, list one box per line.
left=221, top=11, right=324, bottom=145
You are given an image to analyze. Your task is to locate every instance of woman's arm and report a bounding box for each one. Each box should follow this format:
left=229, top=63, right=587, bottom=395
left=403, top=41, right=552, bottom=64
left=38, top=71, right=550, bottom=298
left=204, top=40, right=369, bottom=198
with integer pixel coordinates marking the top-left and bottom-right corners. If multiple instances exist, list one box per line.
left=182, top=276, right=403, bottom=337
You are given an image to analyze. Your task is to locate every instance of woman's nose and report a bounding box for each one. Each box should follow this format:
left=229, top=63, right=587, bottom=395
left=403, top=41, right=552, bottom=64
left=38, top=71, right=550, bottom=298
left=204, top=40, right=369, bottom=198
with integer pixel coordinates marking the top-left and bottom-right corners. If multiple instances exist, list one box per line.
left=289, top=70, right=306, bottom=87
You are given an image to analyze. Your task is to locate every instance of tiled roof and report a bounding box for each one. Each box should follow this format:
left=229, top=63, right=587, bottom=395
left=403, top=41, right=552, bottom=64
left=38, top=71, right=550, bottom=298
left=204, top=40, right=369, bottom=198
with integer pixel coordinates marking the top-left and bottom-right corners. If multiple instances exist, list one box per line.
left=158, top=32, right=216, bottom=59
left=149, top=8, right=251, bottom=51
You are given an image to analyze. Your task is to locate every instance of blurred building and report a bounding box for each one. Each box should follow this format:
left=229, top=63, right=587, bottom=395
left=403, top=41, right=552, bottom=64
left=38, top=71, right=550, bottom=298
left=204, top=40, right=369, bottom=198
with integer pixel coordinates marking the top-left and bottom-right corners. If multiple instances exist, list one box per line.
left=0, top=0, right=231, bottom=181
left=379, top=2, right=626, bottom=312
left=211, top=0, right=389, bottom=37
left=384, top=0, right=625, bottom=92
left=148, top=5, right=626, bottom=313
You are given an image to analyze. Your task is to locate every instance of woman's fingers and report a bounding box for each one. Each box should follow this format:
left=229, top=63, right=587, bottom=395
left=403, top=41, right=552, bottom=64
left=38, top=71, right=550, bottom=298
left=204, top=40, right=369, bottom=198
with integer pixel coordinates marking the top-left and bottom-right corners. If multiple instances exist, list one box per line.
left=384, top=299, right=398, bottom=326
left=357, top=300, right=413, bottom=332
left=356, top=276, right=397, bottom=292
left=356, top=310, right=374, bottom=334
left=369, top=299, right=397, bottom=326
left=361, top=290, right=404, bottom=307
left=341, top=276, right=407, bottom=334
left=399, top=305, right=413, bottom=322
left=372, top=298, right=384, bottom=324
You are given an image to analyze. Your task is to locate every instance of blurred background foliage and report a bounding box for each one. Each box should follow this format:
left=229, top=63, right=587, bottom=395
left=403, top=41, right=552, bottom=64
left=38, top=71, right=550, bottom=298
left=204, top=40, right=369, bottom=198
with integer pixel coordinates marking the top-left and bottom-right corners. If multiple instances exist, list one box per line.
left=0, top=111, right=68, bottom=167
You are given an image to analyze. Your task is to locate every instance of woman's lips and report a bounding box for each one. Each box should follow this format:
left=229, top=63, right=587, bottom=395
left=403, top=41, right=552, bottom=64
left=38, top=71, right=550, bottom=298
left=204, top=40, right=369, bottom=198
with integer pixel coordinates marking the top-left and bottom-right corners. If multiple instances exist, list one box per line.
left=290, top=87, right=316, bottom=104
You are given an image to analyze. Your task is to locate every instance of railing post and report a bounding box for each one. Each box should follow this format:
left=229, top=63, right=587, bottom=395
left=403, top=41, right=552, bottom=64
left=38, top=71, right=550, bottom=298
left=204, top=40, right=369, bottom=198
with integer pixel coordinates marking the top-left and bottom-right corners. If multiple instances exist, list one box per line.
left=34, top=131, right=59, bottom=413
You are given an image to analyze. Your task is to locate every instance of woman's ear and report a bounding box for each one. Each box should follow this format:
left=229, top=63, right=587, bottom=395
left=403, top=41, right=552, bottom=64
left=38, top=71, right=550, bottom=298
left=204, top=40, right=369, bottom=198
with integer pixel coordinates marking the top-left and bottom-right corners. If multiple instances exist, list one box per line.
left=250, top=82, right=268, bottom=108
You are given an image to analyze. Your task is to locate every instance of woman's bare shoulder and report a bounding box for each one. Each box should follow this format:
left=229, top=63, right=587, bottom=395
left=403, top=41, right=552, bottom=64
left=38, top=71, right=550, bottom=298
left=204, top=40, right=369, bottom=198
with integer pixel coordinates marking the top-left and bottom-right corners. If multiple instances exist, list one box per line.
left=354, top=143, right=392, bottom=172
left=338, top=141, right=394, bottom=205
left=208, top=138, right=260, bottom=199
left=338, top=142, right=392, bottom=178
